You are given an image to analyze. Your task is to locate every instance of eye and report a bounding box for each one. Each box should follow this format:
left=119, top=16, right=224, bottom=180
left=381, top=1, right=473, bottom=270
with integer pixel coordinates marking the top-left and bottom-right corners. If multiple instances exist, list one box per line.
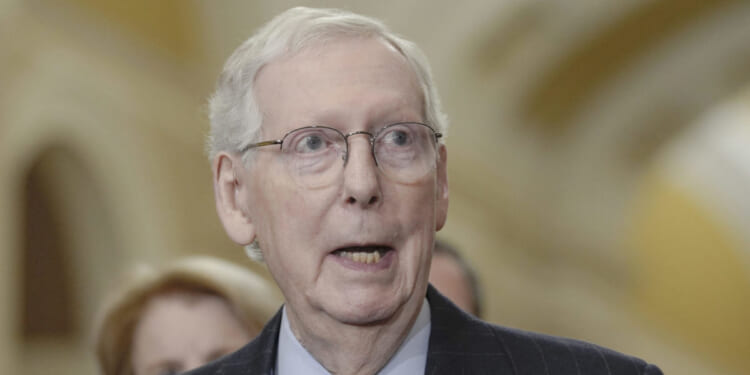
left=300, top=134, right=324, bottom=152
left=287, top=129, right=332, bottom=154
left=383, top=128, right=412, bottom=147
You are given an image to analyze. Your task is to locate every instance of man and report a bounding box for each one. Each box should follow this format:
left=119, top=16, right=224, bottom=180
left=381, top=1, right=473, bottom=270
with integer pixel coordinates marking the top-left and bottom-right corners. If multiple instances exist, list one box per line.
left=190, top=7, right=662, bottom=375
left=429, top=240, right=483, bottom=317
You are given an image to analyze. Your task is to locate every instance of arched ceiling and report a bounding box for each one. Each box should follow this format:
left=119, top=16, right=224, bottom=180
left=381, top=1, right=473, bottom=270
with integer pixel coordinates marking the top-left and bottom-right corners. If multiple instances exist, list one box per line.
left=444, top=0, right=750, bottom=270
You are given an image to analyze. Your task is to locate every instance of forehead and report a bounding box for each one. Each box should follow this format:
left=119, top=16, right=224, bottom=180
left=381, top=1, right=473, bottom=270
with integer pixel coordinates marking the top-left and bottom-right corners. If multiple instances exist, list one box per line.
left=131, top=292, right=245, bottom=357
left=254, top=37, right=424, bottom=133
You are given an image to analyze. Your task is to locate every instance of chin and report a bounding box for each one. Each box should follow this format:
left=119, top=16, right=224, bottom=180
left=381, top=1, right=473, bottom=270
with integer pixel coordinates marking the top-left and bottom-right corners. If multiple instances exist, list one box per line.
left=331, top=304, right=398, bottom=326
left=329, top=292, right=403, bottom=326
left=333, top=286, right=422, bottom=326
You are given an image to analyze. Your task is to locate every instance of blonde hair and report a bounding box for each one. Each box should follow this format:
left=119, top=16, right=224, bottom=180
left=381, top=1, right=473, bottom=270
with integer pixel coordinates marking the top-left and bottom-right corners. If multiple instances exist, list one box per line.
left=93, top=256, right=281, bottom=375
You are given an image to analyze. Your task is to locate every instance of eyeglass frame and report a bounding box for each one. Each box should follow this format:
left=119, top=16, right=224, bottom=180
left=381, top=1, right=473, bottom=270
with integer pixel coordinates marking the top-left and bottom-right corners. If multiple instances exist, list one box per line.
left=238, top=122, right=443, bottom=167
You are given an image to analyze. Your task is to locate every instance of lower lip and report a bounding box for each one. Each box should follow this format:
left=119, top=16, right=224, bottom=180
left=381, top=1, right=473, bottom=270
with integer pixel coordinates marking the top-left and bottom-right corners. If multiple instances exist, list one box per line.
left=329, top=250, right=395, bottom=271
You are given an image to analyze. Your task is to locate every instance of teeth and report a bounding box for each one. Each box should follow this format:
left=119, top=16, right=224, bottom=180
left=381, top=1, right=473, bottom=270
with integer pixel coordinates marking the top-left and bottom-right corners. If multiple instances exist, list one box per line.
left=338, top=249, right=384, bottom=264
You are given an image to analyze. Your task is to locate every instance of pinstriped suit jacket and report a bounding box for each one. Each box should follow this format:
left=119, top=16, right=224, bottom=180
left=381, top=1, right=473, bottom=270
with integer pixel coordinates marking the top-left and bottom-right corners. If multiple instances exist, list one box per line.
left=185, top=285, right=663, bottom=374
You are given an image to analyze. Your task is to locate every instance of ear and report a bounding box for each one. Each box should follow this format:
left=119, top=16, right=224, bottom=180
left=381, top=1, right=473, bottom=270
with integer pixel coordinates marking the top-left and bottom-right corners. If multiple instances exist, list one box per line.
left=435, top=144, right=449, bottom=231
left=213, top=152, right=256, bottom=245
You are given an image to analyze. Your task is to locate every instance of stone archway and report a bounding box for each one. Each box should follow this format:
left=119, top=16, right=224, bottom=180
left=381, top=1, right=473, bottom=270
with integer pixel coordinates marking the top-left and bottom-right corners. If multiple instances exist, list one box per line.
left=18, top=144, right=120, bottom=375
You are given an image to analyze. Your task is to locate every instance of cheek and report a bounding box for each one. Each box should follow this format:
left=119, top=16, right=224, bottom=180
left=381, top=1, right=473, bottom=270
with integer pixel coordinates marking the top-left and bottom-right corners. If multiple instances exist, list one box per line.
left=400, top=183, right=439, bottom=225
left=395, top=184, right=438, bottom=255
left=253, top=178, right=319, bottom=240
left=405, top=184, right=440, bottom=262
left=273, top=188, right=335, bottom=237
left=258, top=187, right=337, bottom=269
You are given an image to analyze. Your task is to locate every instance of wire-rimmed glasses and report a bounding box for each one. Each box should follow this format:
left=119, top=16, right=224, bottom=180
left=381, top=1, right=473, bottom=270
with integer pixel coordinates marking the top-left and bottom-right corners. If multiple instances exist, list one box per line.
left=241, top=122, right=442, bottom=188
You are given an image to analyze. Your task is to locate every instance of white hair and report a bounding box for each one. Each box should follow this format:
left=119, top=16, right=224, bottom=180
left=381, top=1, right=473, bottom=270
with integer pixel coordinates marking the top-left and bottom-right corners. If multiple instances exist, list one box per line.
left=208, top=7, right=449, bottom=261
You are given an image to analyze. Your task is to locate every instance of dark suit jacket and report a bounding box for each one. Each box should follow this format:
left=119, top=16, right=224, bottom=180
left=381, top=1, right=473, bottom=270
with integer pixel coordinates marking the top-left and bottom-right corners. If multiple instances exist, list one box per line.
left=186, top=285, right=663, bottom=374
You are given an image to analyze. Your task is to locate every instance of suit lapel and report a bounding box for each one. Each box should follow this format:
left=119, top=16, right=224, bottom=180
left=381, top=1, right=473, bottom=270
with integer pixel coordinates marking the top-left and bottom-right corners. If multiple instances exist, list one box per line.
left=425, top=285, right=514, bottom=375
left=216, top=308, right=282, bottom=375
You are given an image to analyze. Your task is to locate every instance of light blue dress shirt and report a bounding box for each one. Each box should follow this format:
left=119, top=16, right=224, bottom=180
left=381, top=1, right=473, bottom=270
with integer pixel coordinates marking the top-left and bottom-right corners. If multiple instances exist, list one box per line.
left=276, top=299, right=431, bottom=375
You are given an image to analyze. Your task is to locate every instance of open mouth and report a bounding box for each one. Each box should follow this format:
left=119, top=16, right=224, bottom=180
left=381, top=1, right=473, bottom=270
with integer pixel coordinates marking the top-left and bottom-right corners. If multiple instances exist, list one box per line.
left=333, top=246, right=392, bottom=264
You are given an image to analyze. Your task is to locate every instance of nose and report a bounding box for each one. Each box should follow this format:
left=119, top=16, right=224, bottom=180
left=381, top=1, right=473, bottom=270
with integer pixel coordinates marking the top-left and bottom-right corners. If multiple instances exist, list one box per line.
left=342, top=134, right=381, bottom=208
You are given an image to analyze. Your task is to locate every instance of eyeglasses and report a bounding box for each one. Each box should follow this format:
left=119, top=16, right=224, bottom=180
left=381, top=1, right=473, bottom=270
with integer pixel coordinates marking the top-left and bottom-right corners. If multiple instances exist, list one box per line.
left=241, top=122, right=442, bottom=188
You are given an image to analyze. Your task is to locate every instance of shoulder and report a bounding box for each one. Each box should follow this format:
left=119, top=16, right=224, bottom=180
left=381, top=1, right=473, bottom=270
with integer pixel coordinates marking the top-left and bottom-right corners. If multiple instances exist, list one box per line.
left=426, top=285, right=662, bottom=375
left=489, top=324, right=663, bottom=375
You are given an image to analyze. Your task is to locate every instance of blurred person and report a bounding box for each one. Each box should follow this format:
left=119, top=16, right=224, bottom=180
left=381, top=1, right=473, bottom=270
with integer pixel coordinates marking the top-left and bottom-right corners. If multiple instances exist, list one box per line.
left=429, top=239, right=482, bottom=317
left=191, top=6, right=662, bottom=375
left=94, top=256, right=280, bottom=375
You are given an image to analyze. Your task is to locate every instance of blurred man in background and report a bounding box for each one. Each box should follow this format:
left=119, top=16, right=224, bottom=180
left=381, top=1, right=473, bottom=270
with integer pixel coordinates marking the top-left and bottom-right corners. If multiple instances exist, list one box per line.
left=429, top=239, right=482, bottom=318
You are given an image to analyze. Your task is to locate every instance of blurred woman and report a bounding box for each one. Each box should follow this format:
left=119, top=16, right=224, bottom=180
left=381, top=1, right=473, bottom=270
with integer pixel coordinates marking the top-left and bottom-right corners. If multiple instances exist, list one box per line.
left=94, top=256, right=281, bottom=375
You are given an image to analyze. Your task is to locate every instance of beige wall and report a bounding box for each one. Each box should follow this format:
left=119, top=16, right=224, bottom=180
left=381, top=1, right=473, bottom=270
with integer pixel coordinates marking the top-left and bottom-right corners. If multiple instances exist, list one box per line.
left=1, top=1, right=749, bottom=374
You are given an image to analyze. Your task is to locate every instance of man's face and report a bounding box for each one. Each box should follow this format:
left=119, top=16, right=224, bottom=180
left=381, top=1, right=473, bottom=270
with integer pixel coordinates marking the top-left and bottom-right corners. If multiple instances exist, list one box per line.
left=234, top=37, right=448, bottom=326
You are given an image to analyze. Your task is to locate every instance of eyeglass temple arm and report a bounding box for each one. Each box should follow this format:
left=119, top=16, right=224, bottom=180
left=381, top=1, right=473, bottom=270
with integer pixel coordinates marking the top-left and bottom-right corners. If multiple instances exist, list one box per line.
left=240, top=140, right=282, bottom=153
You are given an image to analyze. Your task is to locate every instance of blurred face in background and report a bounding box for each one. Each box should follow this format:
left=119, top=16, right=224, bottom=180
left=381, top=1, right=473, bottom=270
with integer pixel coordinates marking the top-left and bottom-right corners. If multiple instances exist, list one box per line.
left=429, top=252, right=476, bottom=315
left=130, top=291, right=254, bottom=375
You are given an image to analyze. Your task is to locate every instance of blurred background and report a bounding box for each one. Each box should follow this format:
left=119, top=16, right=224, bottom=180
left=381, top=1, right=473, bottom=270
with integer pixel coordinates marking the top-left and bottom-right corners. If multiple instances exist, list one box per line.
left=1, top=0, right=749, bottom=374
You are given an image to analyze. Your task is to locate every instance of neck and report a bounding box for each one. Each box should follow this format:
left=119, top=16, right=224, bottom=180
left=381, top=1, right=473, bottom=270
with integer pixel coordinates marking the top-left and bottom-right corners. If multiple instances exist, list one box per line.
left=285, top=299, right=424, bottom=375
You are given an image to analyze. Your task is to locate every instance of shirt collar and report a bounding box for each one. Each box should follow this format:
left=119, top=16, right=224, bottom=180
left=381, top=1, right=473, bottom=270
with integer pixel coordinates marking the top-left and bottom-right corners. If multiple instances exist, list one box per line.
left=276, top=299, right=431, bottom=375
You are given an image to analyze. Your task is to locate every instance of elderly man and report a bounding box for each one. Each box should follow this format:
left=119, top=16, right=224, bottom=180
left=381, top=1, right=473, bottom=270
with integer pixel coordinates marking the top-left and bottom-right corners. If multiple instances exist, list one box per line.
left=189, top=7, right=662, bottom=375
